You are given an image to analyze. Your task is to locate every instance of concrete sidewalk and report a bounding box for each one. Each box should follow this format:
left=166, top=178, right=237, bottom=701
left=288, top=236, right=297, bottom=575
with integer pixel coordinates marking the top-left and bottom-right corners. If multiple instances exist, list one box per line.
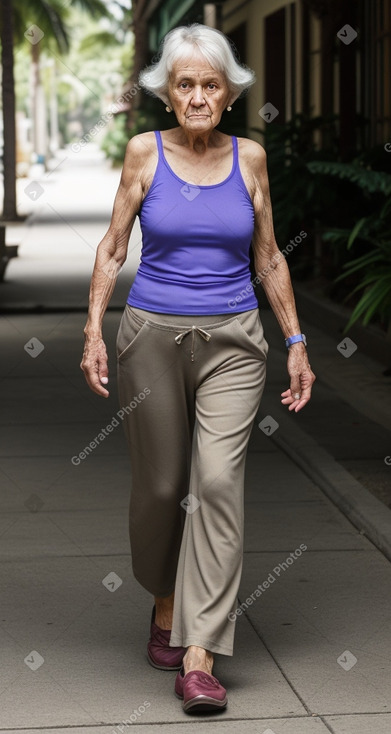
left=1, top=148, right=391, bottom=733
left=0, top=145, right=139, bottom=312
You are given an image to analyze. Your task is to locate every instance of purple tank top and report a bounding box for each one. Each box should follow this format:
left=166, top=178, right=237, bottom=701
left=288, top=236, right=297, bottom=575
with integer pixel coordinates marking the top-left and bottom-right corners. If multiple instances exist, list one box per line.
left=126, top=130, right=258, bottom=314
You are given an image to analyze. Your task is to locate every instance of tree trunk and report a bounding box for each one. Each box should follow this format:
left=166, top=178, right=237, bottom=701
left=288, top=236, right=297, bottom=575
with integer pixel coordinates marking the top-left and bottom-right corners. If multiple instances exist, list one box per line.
left=31, top=40, right=48, bottom=166
left=0, top=0, right=18, bottom=220
left=126, top=0, right=148, bottom=133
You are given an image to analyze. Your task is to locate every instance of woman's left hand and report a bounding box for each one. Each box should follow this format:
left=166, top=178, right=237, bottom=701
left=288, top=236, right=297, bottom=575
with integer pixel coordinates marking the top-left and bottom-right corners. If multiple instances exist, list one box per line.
left=281, top=345, right=316, bottom=412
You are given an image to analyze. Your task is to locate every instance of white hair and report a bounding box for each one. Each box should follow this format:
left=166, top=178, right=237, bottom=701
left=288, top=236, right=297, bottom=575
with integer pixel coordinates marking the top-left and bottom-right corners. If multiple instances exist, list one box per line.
left=139, top=23, right=256, bottom=106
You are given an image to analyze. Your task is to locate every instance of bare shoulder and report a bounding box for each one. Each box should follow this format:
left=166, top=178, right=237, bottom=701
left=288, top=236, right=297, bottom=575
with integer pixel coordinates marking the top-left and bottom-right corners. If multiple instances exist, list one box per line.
left=124, top=131, right=156, bottom=164
left=237, top=137, right=267, bottom=173
left=121, top=132, right=157, bottom=195
left=236, top=137, right=267, bottom=202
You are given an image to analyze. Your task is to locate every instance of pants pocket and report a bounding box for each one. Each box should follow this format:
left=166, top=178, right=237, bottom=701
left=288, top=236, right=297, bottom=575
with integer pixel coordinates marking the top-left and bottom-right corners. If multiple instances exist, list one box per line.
left=234, top=310, right=269, bottom=359
left=116, top=306, right=149, bottom=362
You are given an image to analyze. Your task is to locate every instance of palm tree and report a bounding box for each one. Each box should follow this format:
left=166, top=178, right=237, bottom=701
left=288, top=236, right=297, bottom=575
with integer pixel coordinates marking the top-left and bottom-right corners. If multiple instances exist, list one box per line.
left=127, top=0, right=149, bottom=133
left=0, top=0, right=109, bottom=221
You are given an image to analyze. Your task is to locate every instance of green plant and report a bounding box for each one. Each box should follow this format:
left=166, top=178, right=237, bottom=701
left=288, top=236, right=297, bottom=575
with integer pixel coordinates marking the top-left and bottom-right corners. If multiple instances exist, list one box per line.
left=307, top=160, right=391, bottom=196
left=100, top=113, right=129, bottom=165
left=325, top=197, right=391, bottom=332
left=250, top=113, right=340, bottom=244
left=251, top=114, right=391, bottom=331
left=307, top=158, right=391, bottom=332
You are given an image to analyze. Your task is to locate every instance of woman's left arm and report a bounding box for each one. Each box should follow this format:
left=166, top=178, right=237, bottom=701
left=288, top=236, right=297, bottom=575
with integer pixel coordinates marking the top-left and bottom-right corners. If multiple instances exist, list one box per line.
left=248, top=141, right=316, bottom=412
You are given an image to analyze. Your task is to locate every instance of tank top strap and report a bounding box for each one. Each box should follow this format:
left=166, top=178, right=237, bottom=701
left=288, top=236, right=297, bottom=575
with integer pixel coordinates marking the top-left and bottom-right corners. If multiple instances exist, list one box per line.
left=232, top=135, right=238, bottom=157
left=232, top=135, right=239, bottom=172
left=154, top=130, right=164, bottom=159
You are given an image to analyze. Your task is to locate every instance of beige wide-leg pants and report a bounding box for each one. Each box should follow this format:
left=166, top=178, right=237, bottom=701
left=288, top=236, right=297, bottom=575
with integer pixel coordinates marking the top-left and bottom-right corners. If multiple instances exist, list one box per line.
left=116, top=304, right=268, bottom=656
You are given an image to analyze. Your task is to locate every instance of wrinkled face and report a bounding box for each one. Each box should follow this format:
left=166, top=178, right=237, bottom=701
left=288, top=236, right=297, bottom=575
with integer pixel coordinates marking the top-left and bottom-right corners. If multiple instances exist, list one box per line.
left=167, top=50, right=232, bottom=133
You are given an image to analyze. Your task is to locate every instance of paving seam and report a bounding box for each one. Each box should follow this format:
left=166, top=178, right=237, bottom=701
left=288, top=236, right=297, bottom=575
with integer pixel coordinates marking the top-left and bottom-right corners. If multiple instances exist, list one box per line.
left=0, top=716, right=338, bottom=732
left=237, top=609, right=315, bottom=718
left=0, top=714, right=388, bottom=732
left=257, top=398, right=391, bottom=563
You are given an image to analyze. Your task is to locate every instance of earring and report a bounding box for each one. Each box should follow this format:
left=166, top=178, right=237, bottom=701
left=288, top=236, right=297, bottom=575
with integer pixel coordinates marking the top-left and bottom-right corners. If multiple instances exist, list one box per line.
left=227, top=105, right=232, bottom=111
left=165, top=105, right=172, bottom=112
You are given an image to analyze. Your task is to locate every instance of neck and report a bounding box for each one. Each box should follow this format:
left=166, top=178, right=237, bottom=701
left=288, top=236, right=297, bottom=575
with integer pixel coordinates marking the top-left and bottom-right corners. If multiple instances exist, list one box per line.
left=178, top=127, right=217, bottom=152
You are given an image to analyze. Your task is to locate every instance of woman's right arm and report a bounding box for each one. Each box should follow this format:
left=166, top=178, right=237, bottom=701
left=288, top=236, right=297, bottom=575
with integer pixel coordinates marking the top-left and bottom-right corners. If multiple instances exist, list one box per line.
left=80, top=135, right=146, bottom=397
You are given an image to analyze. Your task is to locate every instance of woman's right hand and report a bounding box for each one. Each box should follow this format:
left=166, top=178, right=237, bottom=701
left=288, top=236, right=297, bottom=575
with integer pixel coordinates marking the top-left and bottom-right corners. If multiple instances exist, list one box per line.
left=79, top=134, right=148, bottom=398
left=80, top=333, right=109, bottom=397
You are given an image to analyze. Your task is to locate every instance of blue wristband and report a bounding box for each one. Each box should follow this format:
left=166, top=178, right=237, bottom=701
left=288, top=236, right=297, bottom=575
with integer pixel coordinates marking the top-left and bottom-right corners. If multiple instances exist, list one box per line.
left=285, top=333, right=307, bottom=348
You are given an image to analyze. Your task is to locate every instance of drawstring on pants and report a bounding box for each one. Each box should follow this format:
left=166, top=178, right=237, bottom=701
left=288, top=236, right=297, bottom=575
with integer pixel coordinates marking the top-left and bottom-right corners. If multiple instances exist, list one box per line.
left=174, top=326, right=211, bottom=362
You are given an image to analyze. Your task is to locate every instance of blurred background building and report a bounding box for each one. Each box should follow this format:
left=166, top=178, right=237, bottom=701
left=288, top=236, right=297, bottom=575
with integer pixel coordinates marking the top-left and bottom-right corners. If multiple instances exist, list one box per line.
left=129, top=0, right=391, bottom=154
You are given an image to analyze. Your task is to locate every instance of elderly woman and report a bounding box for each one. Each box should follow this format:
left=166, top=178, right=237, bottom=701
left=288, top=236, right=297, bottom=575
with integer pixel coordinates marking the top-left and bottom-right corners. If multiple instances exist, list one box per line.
left=81, top=23, right=315, bottom=714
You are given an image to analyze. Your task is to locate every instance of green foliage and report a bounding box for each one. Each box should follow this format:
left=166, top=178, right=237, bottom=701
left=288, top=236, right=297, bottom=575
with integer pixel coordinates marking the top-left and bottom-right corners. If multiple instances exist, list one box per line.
left=325, top=197, right=391, bottom=331
left=250, top=113, right=340, bottom=244
left=12, top=1, right=132, bottom=146
left=11, top=0, right=69, bottom=52
left=11, top=0, right=111, bottom=51
left=253, top=113, right=391, bottom=332
left=100, top=113, right=129, bottom=165
left=307, top=161, right=391, bottom=196
left=315, top=164, right=391, bottom=331
left=78, top=30, right=120, bottom=53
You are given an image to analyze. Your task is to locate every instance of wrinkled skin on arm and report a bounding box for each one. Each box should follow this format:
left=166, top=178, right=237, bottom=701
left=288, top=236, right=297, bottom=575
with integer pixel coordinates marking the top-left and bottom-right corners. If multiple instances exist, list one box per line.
left=245, top=140, right=316, bottom=412
left=80, top=134, right=150, bottom=397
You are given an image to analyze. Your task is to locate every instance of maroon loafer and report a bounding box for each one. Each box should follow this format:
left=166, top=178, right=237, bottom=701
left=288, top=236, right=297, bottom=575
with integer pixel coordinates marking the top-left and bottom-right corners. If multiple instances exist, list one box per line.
left=174, top=664, right=228, bottom=712
left=147, top=605, right=187, bottom=670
